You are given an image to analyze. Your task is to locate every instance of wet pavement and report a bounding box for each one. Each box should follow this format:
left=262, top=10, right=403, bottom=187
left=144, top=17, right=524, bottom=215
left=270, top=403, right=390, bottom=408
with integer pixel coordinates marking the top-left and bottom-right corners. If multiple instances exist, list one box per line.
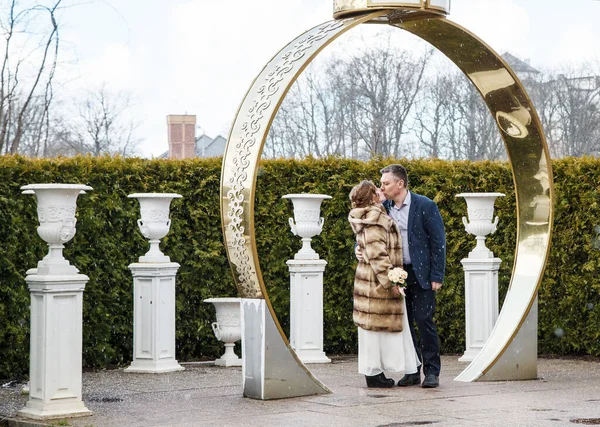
left=1, top=355, right=600, bottom=427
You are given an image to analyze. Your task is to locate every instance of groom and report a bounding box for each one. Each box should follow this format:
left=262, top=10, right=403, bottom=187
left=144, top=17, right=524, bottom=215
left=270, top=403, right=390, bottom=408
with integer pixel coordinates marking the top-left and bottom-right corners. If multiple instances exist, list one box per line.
left=380, top=164, right=446, bottom=388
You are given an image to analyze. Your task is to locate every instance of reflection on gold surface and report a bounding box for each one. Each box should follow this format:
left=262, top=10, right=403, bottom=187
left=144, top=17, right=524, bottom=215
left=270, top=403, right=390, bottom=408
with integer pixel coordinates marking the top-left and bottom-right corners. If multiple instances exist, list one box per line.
left=394, top=17, right=553, bottom=381
left=528, top=155, right=551, bottom=226
left=496, top=110, right=529, bottom=139
left=221, top=10, right=553, bottom=393
left=469, top=69, right=515, bottom=96
left=334, top=0, right=449, bottom=19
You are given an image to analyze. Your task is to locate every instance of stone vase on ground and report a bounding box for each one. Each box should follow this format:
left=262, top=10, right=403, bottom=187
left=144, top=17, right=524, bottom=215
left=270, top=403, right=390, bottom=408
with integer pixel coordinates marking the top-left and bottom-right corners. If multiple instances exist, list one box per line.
left=204, top=298, right=242, bottom=367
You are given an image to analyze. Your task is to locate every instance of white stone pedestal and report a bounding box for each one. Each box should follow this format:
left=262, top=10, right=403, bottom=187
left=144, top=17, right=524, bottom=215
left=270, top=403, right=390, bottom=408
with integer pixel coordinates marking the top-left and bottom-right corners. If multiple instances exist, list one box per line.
left=18, top=274, right=92, bottom=420
left=125, top=263, right=184, bottom=373
left=286, top=259, right=330, bottom=364
left=459, top=257, right=501, bottom=363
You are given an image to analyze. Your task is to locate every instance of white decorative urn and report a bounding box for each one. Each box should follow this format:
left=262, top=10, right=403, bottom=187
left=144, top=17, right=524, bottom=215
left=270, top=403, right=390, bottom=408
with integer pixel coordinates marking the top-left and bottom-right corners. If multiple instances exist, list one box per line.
left=456, top=192, right=505, bottom=258
left=282, top=194, right=332, bottom=260
left=128, top=193, right=182, bottom=262
left=21, top=183, right=92, bottom=275
left=204, top=298, right=242, bottom=367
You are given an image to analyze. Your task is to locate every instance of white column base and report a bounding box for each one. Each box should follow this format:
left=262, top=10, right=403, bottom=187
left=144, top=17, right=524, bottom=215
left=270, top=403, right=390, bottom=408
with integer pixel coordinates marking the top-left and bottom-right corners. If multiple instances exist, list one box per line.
left=124, top=359, right=185, bottom=374
left=215, top=344, right=242, bottom=367
left=287, top=259, right=331, bottom=365
left=459, top=257, right=501, bottom=363
left=18, top=400, right=92, bottom=420
left=294, top=350, right=331, bottom=364
left=125, top=263, right=184, bottom=374
left=19, top=274, right=92, bottom=420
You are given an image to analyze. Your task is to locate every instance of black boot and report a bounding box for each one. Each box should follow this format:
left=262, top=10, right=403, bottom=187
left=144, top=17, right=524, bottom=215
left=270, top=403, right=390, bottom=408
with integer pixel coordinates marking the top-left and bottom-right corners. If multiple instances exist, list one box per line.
left=397, top=372, right=421, bottom=387
left=422, top=374, right=439, bottom=388
left=365, top=372, right=395, bottom=388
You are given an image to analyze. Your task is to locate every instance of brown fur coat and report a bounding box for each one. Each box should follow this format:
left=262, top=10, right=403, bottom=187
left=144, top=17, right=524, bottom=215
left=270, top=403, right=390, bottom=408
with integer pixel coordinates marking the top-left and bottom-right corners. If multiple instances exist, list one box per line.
left=348, top=204, right=404, bottom=332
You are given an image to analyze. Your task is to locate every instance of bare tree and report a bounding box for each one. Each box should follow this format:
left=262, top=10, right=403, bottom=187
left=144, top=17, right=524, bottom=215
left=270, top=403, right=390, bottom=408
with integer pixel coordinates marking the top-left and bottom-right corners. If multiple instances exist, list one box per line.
left=267, top=42, right=600, bottom=161
left=412, top=74, right=453, bottom=158
left=266, top=36, right=433, bottom=159
left=0, top=0, right=63, bottom=155
left=524, top=70, right=560, bottom=155
left=542, top=66, right=600, bottom=157
left=266, top=73, right=319, bottom=159
left=59, top=84, right=140, bottom=156
left=414, top=71, right=504, bottom=161
left=337, top=42, right=432, bottom=158
left=266, top=62, right=353, bottom=158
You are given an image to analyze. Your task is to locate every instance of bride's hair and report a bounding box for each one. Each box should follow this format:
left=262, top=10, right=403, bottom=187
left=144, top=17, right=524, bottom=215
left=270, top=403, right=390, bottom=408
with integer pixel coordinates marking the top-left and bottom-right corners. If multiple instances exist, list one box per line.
left=350, top=180, right=378, bottom=208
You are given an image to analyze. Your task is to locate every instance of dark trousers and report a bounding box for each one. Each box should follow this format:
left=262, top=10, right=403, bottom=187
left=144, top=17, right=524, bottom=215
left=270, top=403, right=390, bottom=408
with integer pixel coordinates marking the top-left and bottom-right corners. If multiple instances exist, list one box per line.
left=404, top=264, right=441, bottom=376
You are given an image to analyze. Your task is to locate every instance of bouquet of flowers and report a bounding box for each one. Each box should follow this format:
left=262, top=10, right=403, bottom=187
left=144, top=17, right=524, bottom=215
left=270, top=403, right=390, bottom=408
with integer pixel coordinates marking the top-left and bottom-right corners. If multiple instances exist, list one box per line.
left=388, top=267, right=408, bottom=297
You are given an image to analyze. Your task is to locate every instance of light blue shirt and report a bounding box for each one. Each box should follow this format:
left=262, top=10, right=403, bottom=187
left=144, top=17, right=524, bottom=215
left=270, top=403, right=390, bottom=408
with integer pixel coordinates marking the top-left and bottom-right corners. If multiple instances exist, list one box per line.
left=388, top=191, right=412, bottom=265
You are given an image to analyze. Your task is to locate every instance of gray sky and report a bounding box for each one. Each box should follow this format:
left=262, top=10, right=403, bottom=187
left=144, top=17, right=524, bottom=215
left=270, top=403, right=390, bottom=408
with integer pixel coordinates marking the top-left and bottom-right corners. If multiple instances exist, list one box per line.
left=59, top=0, right=600, bottom=157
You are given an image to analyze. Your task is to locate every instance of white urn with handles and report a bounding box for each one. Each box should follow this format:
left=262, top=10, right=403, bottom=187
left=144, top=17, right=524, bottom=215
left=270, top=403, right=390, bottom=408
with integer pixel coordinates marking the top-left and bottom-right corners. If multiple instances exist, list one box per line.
left=456, top=192, right=505, bottom=259
left=204, top=298, right=242, bottom=367
left=128, top=193, right=182, bottom=262
left=282, top=194, right=332, bottom=260
left=21, top=183, right=92, bottom=275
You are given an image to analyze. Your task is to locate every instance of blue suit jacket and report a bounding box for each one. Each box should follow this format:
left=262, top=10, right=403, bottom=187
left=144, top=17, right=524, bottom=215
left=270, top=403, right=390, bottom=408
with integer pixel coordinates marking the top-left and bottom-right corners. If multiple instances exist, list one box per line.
left=383, top=192, right=446, bottom=290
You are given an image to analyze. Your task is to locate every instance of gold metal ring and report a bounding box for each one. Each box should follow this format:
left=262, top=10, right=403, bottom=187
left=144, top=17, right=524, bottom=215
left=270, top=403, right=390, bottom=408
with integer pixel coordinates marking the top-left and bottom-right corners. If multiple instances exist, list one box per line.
left=220, top=11, right=553, bottom=390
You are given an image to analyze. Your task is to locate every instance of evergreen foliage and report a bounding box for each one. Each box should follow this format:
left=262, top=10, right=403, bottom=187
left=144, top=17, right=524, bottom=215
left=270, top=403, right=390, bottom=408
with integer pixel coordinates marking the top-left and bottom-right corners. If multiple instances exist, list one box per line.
left=0, top=155, right=598, bottom=379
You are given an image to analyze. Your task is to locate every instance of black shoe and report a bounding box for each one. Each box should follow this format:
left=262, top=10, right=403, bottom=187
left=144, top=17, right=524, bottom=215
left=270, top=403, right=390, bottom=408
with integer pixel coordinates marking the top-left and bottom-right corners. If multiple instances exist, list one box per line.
left=422, top=374, right=439, bottom=388
left=365, top=372, right=395, bottom=388
left=397, top=372, right=421, bottom=387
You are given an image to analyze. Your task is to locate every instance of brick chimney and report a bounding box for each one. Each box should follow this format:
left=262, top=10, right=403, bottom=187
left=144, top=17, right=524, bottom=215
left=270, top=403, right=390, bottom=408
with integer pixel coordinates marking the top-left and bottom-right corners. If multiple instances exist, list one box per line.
left=167, top=115, right=196, bottom=159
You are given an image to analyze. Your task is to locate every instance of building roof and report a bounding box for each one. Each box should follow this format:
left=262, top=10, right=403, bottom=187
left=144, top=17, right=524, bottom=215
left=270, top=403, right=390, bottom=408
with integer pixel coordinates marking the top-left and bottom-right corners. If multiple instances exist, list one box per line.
left=502, top=52, right=539, bottom=75
left=158, top=134, right=227, bottom=159
left=195, top=135, right=226, bottom=157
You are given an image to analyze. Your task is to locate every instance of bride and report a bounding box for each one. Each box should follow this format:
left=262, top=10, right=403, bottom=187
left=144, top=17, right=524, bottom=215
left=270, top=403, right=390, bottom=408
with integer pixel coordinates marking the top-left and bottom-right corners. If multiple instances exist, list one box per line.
left=348, top=180, right=420, bottom=388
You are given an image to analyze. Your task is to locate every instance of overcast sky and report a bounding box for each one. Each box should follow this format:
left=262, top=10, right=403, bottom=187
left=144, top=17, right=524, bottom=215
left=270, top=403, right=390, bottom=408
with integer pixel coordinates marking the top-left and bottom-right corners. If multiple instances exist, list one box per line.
left=58, top=0, right=600, bottom=157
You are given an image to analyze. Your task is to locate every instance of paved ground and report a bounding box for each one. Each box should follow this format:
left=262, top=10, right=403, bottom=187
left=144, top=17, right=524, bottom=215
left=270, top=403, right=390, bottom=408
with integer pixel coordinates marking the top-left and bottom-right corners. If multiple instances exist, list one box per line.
left=2, top=355, right=600, bottom=427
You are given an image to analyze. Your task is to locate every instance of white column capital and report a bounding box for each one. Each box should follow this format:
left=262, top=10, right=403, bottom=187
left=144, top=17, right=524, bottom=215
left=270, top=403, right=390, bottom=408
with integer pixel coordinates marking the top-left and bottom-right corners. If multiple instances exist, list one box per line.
left=286, top=259, right=327, bottom=272
left=128, top=262, right=180, bottom=275
left=460, top=257, right=502, bottom=270
left=26, top=274, right=89, bottom=292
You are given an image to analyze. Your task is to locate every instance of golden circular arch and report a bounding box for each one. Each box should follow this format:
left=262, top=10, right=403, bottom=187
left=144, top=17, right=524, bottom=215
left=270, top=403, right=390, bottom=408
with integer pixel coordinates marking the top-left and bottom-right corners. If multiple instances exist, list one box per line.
left=220, top=11, right=553, bottom=385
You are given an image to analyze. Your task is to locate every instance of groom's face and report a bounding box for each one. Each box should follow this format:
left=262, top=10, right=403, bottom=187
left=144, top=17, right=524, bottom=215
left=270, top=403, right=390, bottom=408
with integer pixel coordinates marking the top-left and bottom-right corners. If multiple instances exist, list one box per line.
left=380, top=172, right=404, bottom=200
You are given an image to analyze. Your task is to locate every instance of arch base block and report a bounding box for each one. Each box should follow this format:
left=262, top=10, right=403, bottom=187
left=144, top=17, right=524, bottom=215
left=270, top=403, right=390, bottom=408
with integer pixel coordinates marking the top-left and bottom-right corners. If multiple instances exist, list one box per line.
left=457, top=299, right=538, bottom=382
left=240, top=299, right=331, bottom=399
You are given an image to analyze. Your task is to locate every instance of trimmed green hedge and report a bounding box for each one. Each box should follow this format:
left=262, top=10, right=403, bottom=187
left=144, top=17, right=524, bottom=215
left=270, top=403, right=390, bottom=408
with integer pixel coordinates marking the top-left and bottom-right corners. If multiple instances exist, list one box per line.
left=0, top=155, right=599, bottom=379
